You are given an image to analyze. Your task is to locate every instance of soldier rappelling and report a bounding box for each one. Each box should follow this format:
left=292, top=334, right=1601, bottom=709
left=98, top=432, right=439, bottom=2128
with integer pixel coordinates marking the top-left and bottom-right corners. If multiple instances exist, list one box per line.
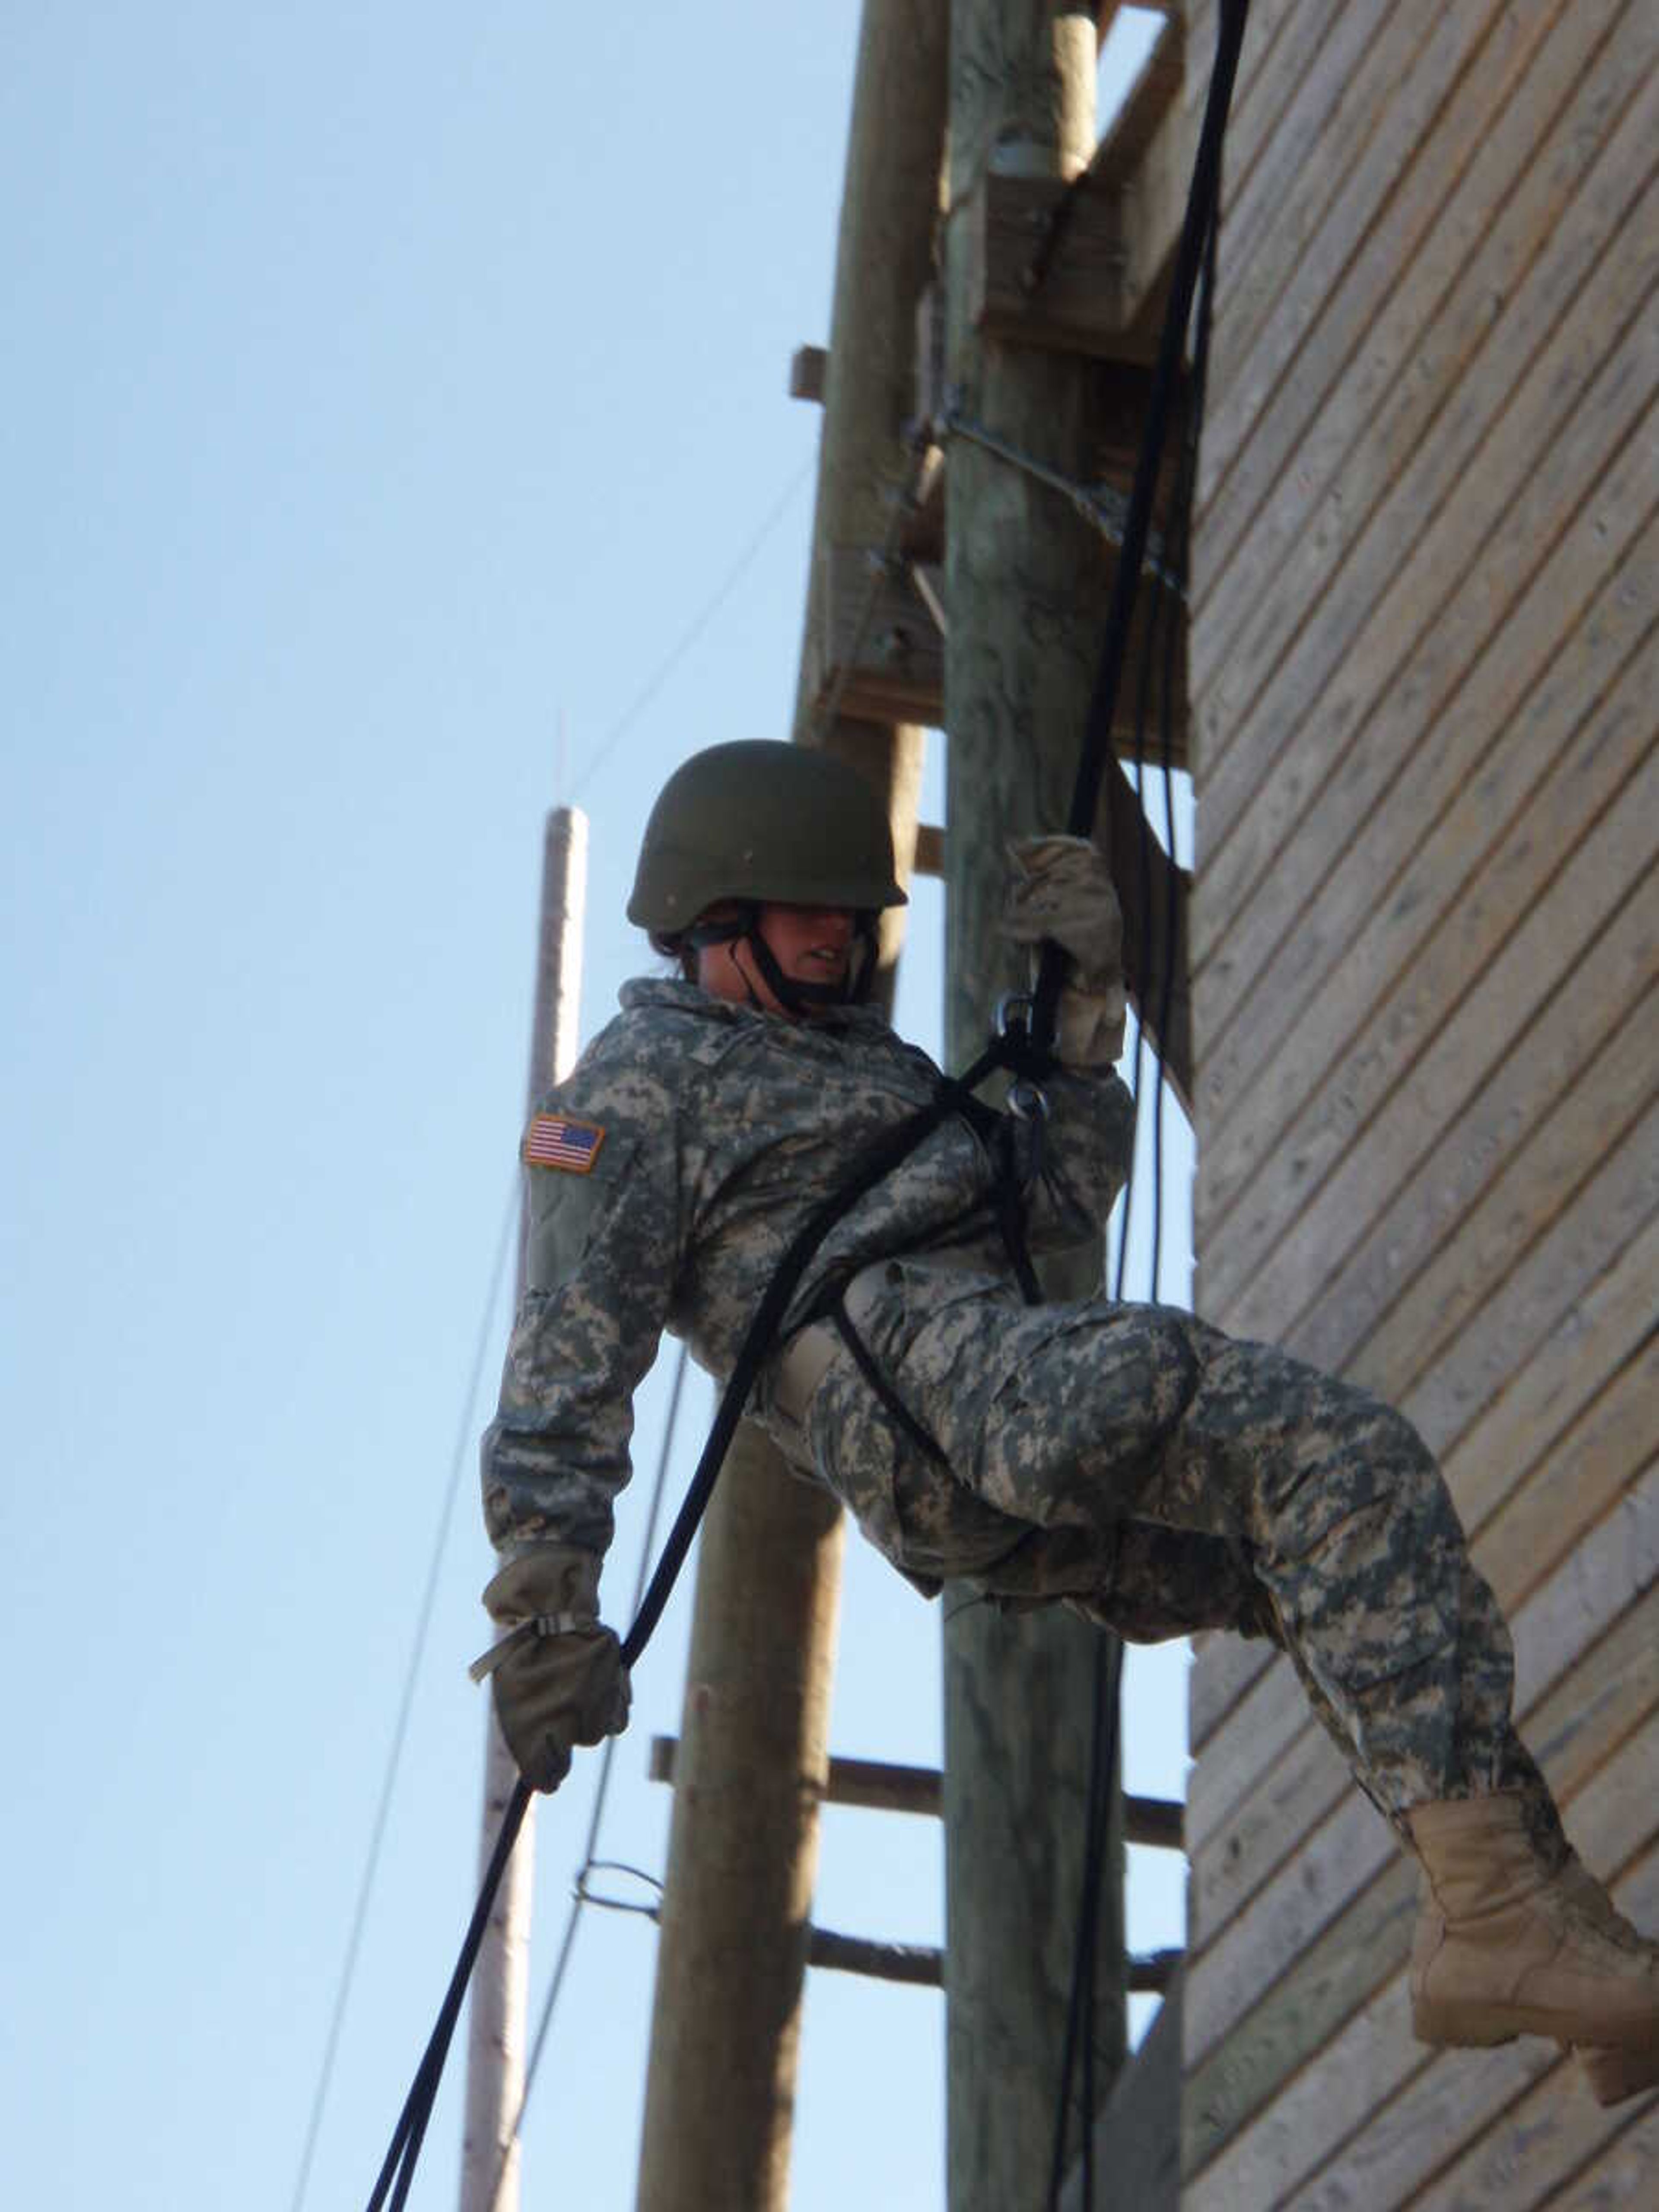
left=476, top=738, right=1659, bottom=2107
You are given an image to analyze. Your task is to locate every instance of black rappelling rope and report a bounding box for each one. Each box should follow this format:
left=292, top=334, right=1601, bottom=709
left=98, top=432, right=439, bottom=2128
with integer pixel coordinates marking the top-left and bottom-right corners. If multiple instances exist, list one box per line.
left=368, top=6, right=1250, bottom=2204
left=1044, top=5, right=1247, bottom=2204
left=1029, top=0, right=1251, bottom=1061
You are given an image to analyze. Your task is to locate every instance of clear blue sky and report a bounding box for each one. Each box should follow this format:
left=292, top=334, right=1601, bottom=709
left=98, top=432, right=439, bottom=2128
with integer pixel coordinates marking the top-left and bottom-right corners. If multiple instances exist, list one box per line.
left=1, top=7, right=1188, bottom=2207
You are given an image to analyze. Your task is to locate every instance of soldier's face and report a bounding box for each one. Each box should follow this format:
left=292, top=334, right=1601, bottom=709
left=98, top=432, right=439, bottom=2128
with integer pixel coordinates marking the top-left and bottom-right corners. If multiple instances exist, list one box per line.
left=695, top=902, right=857, bottom=1014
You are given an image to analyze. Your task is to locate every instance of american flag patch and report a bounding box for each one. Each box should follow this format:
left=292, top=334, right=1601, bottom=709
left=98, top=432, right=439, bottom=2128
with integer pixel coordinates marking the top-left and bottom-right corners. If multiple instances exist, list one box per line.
left=521, top=1114, right=606, bottom=1173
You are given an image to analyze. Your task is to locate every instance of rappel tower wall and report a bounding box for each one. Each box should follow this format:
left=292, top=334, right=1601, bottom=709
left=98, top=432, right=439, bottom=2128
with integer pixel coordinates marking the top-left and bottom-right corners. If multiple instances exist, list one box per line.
left=1181, top=0, right=1658, bottom=2203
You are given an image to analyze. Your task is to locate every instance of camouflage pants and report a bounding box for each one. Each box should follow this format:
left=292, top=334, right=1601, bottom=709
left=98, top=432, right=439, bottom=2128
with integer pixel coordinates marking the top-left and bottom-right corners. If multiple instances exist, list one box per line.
left=802, top=1263, right=1548, bottom=1827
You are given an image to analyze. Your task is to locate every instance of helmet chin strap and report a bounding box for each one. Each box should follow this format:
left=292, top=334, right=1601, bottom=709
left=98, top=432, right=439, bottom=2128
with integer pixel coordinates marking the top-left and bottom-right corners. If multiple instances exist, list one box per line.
left=686, top=905, right=880, bottom=1016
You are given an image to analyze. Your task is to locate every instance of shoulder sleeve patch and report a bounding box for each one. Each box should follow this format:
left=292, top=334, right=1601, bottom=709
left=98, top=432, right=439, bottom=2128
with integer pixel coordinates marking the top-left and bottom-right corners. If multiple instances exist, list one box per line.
left=521, top=1114, right=607, bottom=1173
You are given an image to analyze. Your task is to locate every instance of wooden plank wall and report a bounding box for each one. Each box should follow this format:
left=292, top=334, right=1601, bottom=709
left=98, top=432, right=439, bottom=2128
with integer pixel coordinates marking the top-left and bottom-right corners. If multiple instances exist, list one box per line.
left=1179, top=0, right=1658, bottom=2203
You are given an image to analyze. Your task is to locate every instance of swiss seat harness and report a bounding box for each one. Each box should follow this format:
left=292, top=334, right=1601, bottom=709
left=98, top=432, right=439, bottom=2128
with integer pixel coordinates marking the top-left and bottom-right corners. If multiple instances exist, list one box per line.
left=366, top=8, right=1249, bottom=2205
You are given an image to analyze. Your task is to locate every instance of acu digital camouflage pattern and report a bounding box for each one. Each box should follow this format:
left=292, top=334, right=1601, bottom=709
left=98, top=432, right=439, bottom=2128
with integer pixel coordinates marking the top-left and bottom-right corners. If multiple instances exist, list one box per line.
left=482, top=975, right=1545, bottom=1830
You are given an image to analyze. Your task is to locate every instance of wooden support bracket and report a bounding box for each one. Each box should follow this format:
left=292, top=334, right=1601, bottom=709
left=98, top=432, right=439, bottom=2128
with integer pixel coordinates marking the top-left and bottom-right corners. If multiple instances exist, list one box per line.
left=966, top=9, right=1185, bottom=365
left=817, top=544, right=945, bottom=727
left=969, top=168, right=1131, bottom=360
left=789, top=344, right=829, bottom=403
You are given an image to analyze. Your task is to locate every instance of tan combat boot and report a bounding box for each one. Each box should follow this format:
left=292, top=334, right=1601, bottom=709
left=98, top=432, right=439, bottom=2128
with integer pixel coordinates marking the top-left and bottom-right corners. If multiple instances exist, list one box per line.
left=1406, top=1793, right=1659, bottom=2054
left=1553, top=1859, right=1659, bottom=2107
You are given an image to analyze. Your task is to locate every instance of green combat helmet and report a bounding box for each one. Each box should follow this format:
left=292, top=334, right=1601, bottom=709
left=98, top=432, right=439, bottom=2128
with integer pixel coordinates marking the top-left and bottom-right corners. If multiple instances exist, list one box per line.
left=628, top=740, right=906, bottom=1011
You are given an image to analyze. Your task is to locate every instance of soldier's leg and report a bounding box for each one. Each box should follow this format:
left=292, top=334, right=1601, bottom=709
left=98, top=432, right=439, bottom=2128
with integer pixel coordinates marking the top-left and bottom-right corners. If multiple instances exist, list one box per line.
left=965, top=1303, right=1658, bottom=2067
left=966, top=1304, right=1527, bottom=1821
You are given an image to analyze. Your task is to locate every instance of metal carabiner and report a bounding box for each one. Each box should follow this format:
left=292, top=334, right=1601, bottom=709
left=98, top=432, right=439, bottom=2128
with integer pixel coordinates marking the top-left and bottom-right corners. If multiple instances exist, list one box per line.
left=1006, top=1078, right=1050, bottom=1123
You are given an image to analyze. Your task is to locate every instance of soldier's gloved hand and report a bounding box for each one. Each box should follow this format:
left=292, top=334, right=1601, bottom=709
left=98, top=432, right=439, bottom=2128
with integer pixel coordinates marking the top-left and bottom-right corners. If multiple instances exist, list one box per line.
left=1002, top=835, right=1127, bottom=1066
left=470, top=1545, right=630, bottom=1792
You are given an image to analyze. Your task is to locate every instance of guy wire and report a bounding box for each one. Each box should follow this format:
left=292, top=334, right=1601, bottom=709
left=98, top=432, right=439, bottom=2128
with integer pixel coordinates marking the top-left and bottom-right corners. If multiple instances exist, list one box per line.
left=289, top=1174, right=519, bottom=2212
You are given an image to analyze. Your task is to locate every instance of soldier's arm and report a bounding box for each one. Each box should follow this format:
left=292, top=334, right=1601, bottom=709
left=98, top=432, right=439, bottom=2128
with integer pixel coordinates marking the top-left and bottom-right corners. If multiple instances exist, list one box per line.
left=480, top=1060, right=681, bottom=1572
left=1020, top=1058, right=1135, bottom=1253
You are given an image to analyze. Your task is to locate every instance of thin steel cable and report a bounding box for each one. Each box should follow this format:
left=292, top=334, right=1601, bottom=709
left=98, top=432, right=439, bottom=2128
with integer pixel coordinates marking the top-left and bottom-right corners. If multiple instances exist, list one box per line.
left=480, top=1340, right=692, bottom=2212
left=569, top=463, right=813, bottom=801
left=289, top=1173, right=519, bottom=2212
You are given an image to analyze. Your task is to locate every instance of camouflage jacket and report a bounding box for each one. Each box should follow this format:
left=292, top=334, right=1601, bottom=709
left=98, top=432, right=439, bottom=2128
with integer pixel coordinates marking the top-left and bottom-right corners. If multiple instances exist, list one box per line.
left=480, top=978, right=1133, bottom=1567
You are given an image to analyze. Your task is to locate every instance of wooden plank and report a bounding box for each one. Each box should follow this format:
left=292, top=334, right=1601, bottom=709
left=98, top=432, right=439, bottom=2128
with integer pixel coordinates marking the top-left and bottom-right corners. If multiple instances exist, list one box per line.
left=1400, top=1100, right=1659, bottom=1467
left=1281, top=919, right=1659, bottom=1387
left=1205, top=704, right=1657, bottom=1341
left=1414, top=2068, right=1659, bottom=2212
left=1315, top=979, right=1659, bottom=1402
left=1186, top=0, right=1347, bottom=247
left=1411, top=2058, right=1651, bottom=2210
left=1213, top=0, right=1411, bottom=323
left=1195, top=0, right=1621, bottom=662
left=1194, top=0, right=1657, bottom=849
left=1192, top=406, right=1659, bottom=1219
left=1185, top=1466, right=1659, bottom=2061
left=1183, top=1848, right=1420, bottom=2178
left=1457, top=1350, right=1659, bottom=1621
left=1189, top=1694, right=1350, bottom=1953
left=1185, top=1722, right=1659, bottom=2209
left=1184, top=1650, right=1306, bottom=1861
left=1190, top=1361, right=1659, bottom=1955
left=1111, top=0, right=1321, bottom=345
left=1509, top=1462, right=1659, bottom=1718
left=1181, top=1575, right=1659, bottom=2177
left=1205, top=0, right=1495, bottom=511
left=1182, top=0, right=1300, bottom=130
left=1545, top=2102, right=1659, bottom=2212
left=1199, top=599, right=1659, bottom=1319
left=1191, top=84, right=1659, bottom=960
left=1449, top=1210, right=1659, bottom=1539
left=1187, top=1783, right=1394, bottom=2063
left=1189, top=1630, right=1275, bottom=1754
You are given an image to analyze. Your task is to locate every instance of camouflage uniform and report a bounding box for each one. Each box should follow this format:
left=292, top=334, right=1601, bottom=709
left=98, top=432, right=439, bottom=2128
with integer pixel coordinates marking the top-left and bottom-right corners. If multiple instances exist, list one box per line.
left=482, top=976, right=1542, bottom=1828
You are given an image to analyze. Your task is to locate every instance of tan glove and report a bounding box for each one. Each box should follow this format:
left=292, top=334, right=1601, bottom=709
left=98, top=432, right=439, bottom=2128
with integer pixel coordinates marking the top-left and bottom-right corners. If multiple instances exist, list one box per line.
left=1002, top=835, right=1127, bottom=1066
left=470, top=1545, right=630, bottom=1792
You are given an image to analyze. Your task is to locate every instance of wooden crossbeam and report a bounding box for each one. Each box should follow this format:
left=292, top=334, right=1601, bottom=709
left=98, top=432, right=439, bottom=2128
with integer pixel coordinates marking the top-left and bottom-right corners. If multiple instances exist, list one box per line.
left=803, top=1935, right=1184, bottom=1993
left=650, top=1735, right=1185, bottom=1849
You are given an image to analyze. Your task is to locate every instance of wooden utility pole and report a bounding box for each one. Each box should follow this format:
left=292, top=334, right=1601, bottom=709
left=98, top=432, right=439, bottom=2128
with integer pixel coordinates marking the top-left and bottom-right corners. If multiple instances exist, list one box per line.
left=635, top=6, right=947, bottom=2207
left=941, top=8, right=1129, bottom=2206
left=459, top=805, right=588, bottom=2212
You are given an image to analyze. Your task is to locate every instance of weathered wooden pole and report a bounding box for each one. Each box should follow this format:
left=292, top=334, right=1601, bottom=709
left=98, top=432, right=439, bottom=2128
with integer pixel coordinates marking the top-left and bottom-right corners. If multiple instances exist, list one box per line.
left=941, top=8, right=1128, bottom=2206
left=458, top=805, right=588, bottom=2212
left=634, top=8, right=947, bottom=2209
